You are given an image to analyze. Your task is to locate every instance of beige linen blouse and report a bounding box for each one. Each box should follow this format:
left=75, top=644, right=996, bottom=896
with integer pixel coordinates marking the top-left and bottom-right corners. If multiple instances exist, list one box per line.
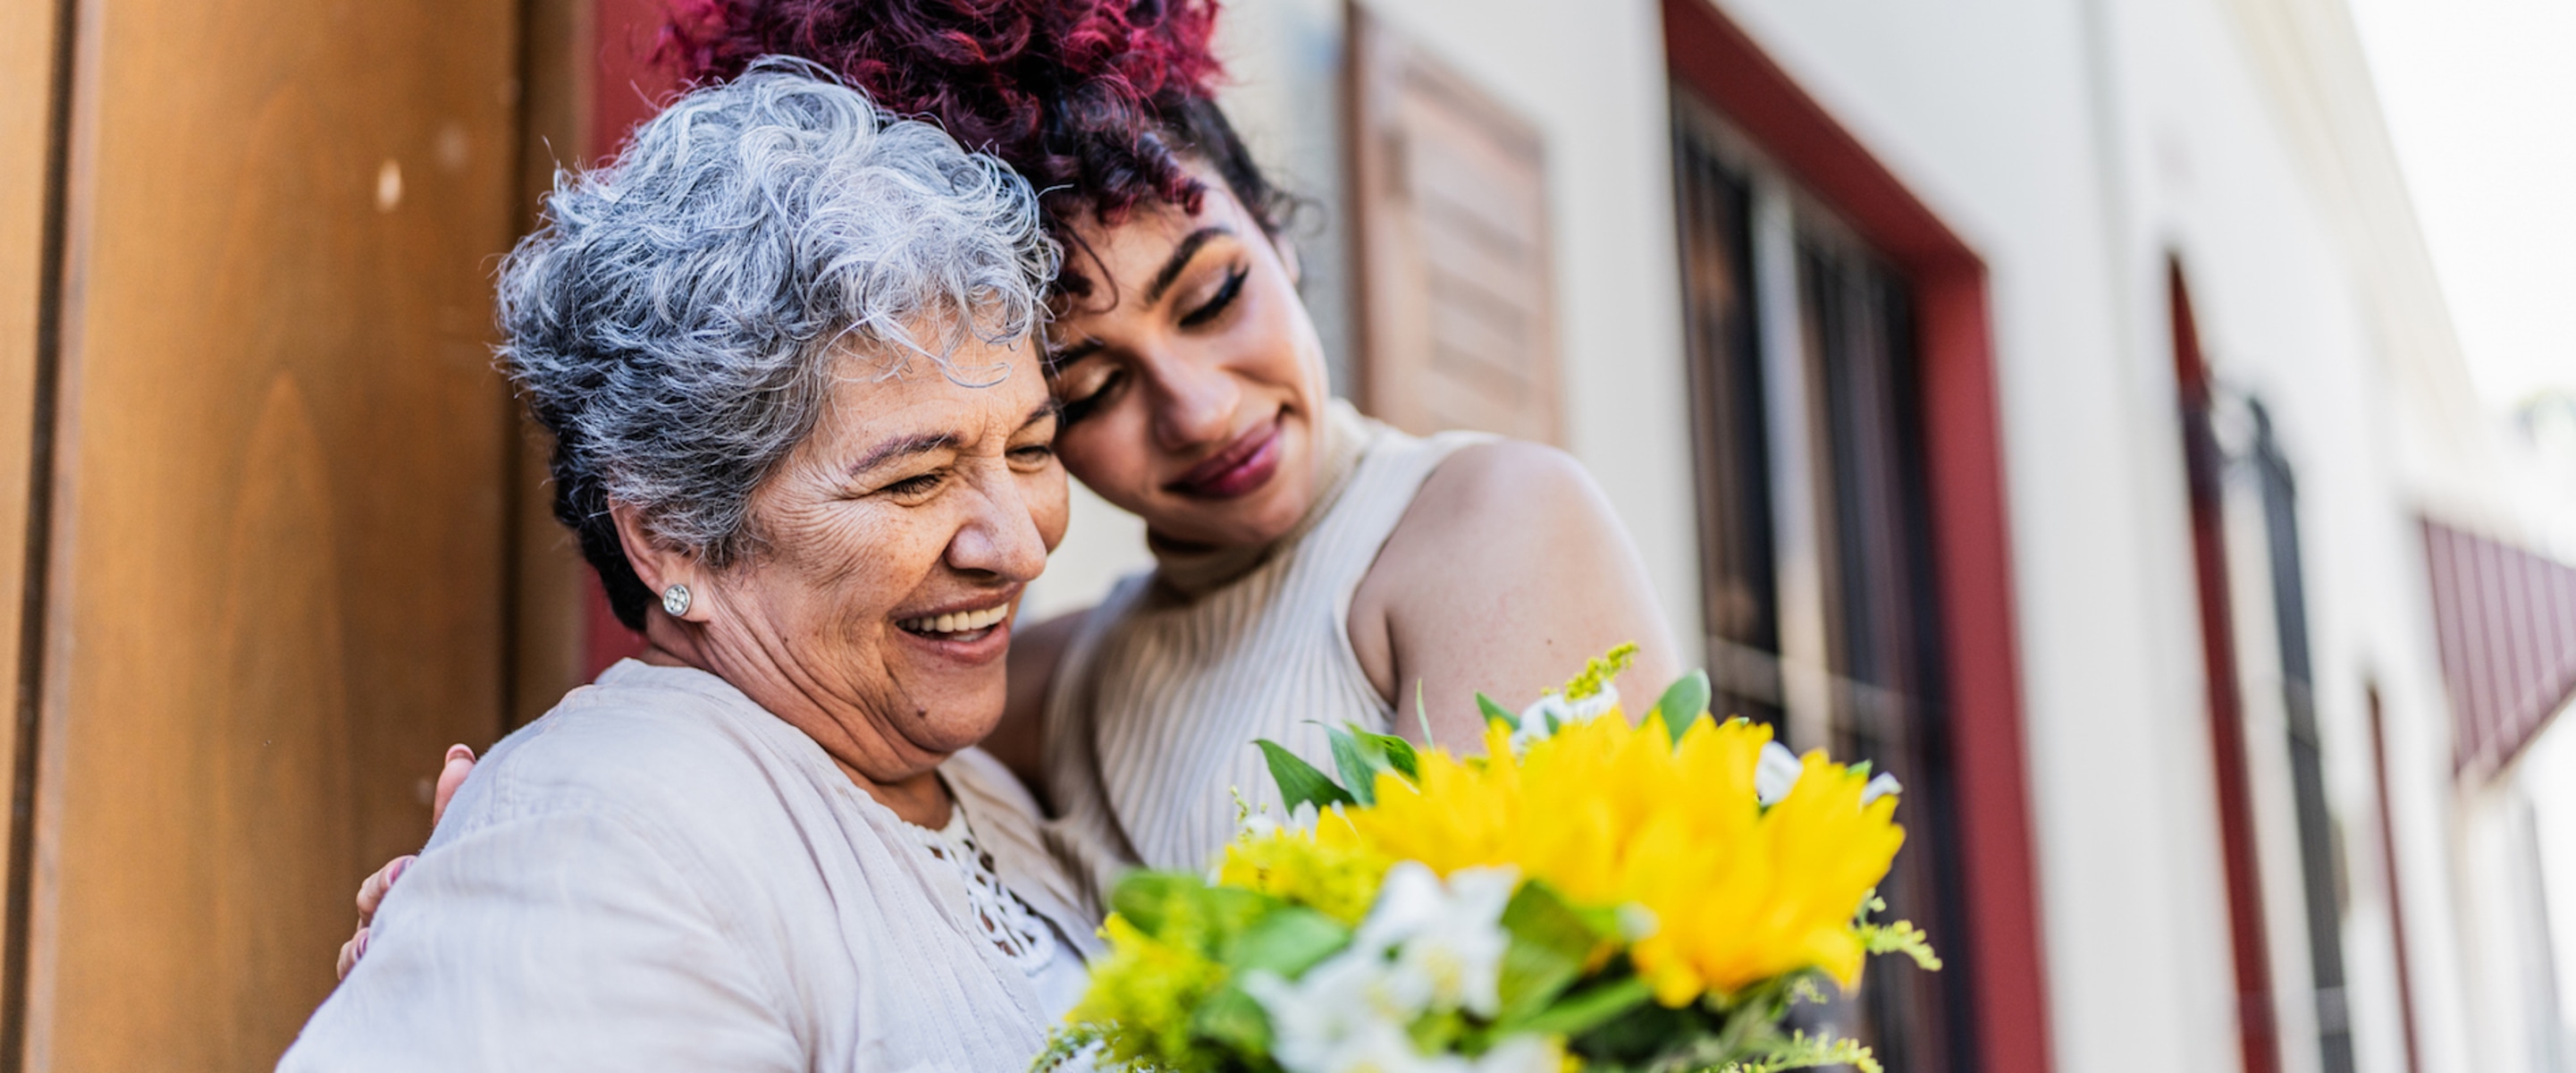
left=281, top=660, right=1099, bottom=1072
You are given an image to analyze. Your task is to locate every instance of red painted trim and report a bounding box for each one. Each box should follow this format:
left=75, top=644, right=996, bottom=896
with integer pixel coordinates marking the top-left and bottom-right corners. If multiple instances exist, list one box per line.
left=573, top=0, right=683, bottom=678
left=1660, top=4, right=2050, bottom=1071
left=580, top=569, right=648, bottom=680
left=2172, top=264, right=2282, bottom=1073
left=591, top=0, right=685, bottom=160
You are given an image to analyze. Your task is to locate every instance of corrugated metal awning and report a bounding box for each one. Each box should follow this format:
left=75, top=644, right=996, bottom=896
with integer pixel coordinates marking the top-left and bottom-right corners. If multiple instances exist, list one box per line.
left=2423, top=518, right=2576, bottom=781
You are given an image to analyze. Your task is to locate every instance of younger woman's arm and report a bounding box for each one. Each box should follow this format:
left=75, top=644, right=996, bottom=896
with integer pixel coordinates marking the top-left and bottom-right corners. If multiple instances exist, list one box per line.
left=1350, top=440, right=1682, bottom=748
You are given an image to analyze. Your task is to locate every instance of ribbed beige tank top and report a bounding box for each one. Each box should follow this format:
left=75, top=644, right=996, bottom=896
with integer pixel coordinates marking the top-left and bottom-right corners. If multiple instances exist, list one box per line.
left=1040, top=401, right=1491, bottom=906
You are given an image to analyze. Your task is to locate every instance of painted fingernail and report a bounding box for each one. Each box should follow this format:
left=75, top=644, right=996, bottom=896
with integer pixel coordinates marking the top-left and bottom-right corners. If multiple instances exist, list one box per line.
left=353, top=927, right=369, bottom=959
left=445, top=744, right=475, bottom=764
left=389, top=856, right=412, bottom=885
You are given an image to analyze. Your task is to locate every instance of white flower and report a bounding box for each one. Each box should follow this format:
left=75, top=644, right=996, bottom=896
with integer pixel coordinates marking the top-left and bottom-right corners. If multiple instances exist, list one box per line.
left=1754, top=743, right=1903, bottom=807
left=1509, top=685, right=1621, bottom=752
left=1238, top=798, right=1324, bottom=841
left=1249, top=863, right=1527, bottom=1073
left=1368, top=865, right=1517, bottom=1018
left=1755, top=741, right=1804, bottom=805
left=1244, top=955, right=1416, bottom=1072
left=1470, top=1035, right=1570, bottom=1073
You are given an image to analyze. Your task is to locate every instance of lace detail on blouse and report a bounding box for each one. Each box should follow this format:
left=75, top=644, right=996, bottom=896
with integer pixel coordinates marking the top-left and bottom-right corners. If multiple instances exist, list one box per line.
left=913, top=810, right=1060, bottom=975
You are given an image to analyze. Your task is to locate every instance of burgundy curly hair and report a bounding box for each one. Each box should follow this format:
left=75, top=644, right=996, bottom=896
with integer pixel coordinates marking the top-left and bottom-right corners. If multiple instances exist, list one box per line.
left=663, top=0, right=1290, bottom=299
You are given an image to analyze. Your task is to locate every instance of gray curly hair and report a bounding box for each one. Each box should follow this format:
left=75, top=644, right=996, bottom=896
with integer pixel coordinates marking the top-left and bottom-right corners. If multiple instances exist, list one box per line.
left=498, top=57, right=1059, bottom=629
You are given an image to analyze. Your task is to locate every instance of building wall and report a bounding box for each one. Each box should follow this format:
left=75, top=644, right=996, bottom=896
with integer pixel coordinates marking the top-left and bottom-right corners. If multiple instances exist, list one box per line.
left=1166, top=1, right=2489, bottom=1071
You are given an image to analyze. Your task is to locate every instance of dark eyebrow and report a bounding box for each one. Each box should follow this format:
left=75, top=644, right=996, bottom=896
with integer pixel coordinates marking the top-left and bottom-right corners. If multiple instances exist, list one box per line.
left=1045, top=338, right=1103, bottom=374
left=1145, top=225, right=1232, bottom=306
left=847, top=432, right=958, bottom=477
left=1019, top=399, right=1061, bottom=431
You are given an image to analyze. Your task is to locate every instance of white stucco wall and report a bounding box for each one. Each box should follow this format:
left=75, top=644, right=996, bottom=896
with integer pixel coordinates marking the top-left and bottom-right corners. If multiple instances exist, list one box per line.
left=1711, top=1, right=2475, bottom=1069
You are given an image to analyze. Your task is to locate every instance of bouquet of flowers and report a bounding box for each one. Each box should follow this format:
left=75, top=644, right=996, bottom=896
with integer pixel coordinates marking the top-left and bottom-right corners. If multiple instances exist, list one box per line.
left=1039, top=646, right=1940, bottom=1073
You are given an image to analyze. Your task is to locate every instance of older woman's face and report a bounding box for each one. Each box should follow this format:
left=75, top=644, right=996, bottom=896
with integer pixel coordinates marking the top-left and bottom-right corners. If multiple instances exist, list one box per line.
left=703, top=339, right=1066, bottom=778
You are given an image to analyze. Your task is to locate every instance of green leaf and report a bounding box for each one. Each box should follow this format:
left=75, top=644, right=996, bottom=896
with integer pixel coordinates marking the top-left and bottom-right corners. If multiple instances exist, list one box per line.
left=1105, top=871, right=1195, bottom=937
left=1652, top=670, right=1713, bottom=744
left=1317, top=724, right=1419, bottom=805
left=1476, top=691, right=1520, bottom=731
left=1416, top=680, right=1436, bottom=748
left=1348, top=726, right=1419, bottom=782
left=1492, top=881, right=1620, bottom=1027
left=1257, top=739, right=1355, bottom=814
left=1189, top=983, right=1274, bottom=1055
left=1187, top=908, right=1352, bottom=1065
left=1325, top=726, right=1377, bottom=807
left=1520, top=975, right=1655, bottom=1039
left=1226, top=906, right=1351, bottom=977
left=1107, top=871, right=1275, bottom=943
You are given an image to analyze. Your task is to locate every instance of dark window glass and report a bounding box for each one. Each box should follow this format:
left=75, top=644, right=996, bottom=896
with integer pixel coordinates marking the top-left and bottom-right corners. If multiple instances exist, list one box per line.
left=1798, top=234, right=1972, bottom=1073
left=2251, top=400, right=2354, bottom=1073
left=1669, top=104, right=1780, bottom=729
left=1671, top=86, right=1974, bottom=1073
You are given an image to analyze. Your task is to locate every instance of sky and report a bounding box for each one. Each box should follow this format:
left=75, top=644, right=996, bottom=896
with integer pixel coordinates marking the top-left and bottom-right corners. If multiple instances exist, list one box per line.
left=2346, top=0, right=2576, bottom=410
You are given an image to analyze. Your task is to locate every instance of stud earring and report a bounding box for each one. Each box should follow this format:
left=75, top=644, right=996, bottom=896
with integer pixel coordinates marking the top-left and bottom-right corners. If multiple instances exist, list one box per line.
left=661, top=584, right=691, bottom=617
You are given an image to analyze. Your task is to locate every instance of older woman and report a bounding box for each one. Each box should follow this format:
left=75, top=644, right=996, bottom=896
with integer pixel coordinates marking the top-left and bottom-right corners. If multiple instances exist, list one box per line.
left=283, top=61, right=1095, bottom=1069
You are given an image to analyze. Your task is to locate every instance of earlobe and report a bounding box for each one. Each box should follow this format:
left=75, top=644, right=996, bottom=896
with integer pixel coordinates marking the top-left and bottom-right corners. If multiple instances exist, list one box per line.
left=610, top=502, right=706, bottom=621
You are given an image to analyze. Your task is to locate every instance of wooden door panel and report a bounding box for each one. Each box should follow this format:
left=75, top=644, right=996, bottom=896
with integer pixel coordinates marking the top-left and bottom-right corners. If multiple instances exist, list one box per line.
left=0, top=0, right=66, bottom=976
left=1348, top=7, right=1560, bottom=444
left=31, top=0, right=521, bottom=1067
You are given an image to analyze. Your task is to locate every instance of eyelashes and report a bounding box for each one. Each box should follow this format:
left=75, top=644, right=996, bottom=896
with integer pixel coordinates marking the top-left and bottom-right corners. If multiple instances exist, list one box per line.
left=1178, top=265, right=1247, bottom=328
left=1058, top=370, right=1120, bottom=427
left=1056, top=262, right=1249, bottom=427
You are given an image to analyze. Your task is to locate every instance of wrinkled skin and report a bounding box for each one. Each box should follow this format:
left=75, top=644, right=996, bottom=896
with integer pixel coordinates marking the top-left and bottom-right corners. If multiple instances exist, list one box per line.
left=342, top=339, right=1066, bottom=979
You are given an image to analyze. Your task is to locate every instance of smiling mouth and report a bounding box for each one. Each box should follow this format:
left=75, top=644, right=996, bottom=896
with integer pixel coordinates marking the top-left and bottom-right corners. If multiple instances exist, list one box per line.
left=897, top=604, right=1012, bottom=640
left=1166, top=418, right=1283, bottom=500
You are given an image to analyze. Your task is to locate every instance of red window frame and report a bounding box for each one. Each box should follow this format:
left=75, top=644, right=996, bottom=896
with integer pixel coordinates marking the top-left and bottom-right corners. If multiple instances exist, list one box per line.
left=1660, top=4, right=2050, bottom=1071
left=577, top=0, right=680, bottom=679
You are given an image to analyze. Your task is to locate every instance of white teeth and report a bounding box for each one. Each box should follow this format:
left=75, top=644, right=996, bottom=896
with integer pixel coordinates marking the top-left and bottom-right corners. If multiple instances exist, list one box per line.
left=901, top=605, right=1010, bottom=636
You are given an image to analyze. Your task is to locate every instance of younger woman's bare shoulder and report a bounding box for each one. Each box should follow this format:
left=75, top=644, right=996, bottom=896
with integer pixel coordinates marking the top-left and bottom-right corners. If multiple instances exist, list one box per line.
left=1403, top=438, right=1604, bottom=534
left=1350, top=438, right=1644, bottom=705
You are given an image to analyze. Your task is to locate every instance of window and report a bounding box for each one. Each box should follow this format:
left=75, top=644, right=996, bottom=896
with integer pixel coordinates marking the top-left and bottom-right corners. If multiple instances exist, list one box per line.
left=1671, top=89, right=1973, bottom=1073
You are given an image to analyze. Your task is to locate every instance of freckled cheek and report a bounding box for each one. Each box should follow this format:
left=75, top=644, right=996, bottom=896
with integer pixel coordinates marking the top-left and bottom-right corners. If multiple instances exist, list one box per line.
left=1024, top=469, right=1072, bottom=554
left=760, top=503, right=943, bottom=638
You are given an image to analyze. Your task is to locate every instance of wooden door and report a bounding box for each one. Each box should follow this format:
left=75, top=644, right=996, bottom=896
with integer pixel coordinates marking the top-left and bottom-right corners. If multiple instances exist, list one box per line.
left=0, top=6, right=61, bottom=1019
left=10, top=0, right=525, bottom=1067
left=1346, top=5, right=1562, bottom=444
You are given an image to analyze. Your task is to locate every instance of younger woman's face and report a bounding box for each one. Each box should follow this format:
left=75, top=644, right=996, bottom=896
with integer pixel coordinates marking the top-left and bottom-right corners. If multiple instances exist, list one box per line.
left=1043, top=170, right=1332, bottom=549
